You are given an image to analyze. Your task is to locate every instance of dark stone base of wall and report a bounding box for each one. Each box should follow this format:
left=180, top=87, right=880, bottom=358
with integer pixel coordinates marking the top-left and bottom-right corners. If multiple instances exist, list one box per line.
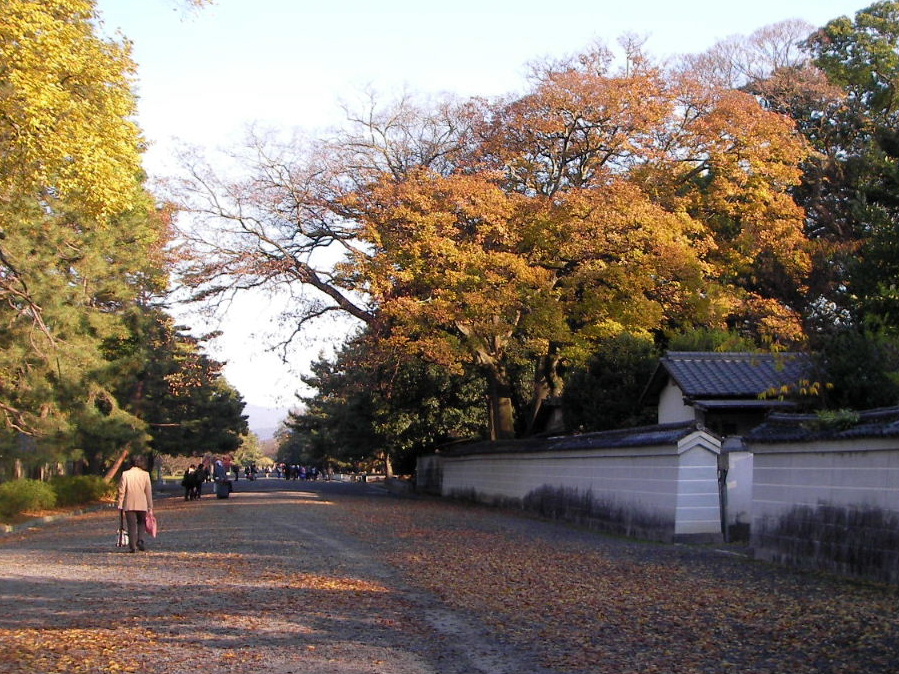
left=726, top=521, right=751, bottom=543
left=753, top=503, right=899, bottom=585
left=673, top=532, right=725, bottom=545
left=448, top=484, right=680, bottom=543
left=384, top=477, right=415, bottom=496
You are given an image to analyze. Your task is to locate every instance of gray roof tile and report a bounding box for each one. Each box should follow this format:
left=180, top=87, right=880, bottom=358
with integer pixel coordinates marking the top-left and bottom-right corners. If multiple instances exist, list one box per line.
left=647, top=352, right=814, bottom=400
left=747, top=406, right=899, bottom=443
left=441, top=422, right=701, bottom=456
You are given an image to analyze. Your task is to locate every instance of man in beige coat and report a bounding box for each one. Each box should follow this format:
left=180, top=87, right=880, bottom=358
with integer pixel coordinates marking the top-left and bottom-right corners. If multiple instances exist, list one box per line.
left=117, top=454, right=154, bottom=553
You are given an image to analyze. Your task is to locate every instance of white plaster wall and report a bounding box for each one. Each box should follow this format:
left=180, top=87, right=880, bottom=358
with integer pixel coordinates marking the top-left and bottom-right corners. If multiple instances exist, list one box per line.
left=675, top=444, right=721, bottom=535
left=442, top=451, right=679, bottom=510
left=415, top=454, right=442, bottom=492
left=658, top=381, right=695, bottom=424
left=726, top=451, right=754, bottom=526
left=439, top=435, right=722, bottom=537
left=752, top=438, right=899, bottom=523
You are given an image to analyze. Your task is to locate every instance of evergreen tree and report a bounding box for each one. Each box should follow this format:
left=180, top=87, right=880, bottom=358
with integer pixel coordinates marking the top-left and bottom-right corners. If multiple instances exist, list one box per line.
left=101, top=307, right=248, bottom=462
left=0, top=0, right=169, bottom=467
left=282, top=330, right=486, bottom=475
left=561, top=333, right=658, bottom=433
left=801, top=2, right=899, bottom=327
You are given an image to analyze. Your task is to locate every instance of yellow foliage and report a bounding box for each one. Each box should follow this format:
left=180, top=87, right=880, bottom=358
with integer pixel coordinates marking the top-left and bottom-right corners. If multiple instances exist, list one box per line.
left=0, top=0, right=143, bottom=220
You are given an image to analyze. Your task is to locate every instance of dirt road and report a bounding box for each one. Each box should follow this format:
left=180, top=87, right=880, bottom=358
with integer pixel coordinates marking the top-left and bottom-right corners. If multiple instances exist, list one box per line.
left=0, top=478, right=896, bottom=674
left=0, top=479, right=551, bottom=674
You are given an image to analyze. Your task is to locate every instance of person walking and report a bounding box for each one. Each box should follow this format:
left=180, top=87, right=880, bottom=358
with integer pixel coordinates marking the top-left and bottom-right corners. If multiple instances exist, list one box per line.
left=117, top=453, right=154, bottom=553
left=181, top=464, right=196, bottom=501
left=212, top=458, right=232, bottom=499
left=192, top=461, right=208, bottom=499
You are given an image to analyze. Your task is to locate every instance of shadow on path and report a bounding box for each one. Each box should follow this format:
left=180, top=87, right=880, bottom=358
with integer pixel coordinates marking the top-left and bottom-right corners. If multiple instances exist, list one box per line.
left=0, top=479, right=549, bottom=674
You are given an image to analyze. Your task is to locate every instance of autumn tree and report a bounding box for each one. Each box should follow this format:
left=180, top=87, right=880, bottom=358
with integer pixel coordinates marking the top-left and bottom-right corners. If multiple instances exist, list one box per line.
left=175, top=43, right=811, bottom=441
left=349, top=169, right=567, bottom=437
left=470, top=42, right=810, bottom=427
left=0, top=0, right=176, bottom=478
left=773, top=2, right=899, bottom=411
left=691, top=7, right=899, bottom=332
left=674, top=7, right=899, bottom=413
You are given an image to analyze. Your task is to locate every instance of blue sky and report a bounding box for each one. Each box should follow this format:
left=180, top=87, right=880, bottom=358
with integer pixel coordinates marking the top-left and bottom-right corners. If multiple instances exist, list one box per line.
left=95, top=0, right=869, bottom=410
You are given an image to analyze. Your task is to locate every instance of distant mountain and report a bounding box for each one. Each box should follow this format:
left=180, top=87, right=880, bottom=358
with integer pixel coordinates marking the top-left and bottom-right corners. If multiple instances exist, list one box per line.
left=244, top=404, right=290, bottom=440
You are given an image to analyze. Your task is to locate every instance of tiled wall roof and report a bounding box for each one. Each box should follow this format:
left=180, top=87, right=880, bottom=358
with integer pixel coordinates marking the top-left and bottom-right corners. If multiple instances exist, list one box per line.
left=747, top=406, right=899, bottom=443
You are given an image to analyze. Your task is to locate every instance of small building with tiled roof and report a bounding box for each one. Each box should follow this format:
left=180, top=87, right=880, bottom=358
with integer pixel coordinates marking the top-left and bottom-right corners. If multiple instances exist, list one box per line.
left=418, top=353, right=899, bottom=579
left=641, top=351, right=815, bottom=437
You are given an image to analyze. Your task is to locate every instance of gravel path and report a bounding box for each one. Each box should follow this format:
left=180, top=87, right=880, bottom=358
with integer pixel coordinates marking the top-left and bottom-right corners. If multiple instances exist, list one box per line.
left=0, top=480, right=551, bottom=674
left=0, top=478, right=896, bottom=674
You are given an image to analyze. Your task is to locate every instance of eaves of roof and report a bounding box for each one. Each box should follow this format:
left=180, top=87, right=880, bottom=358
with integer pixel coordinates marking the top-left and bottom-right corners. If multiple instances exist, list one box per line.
left=747, top=406, right=899, bottom=444
left=439, top=422, right=701, bottom=457
left=691, top=399, right=798, bottom=411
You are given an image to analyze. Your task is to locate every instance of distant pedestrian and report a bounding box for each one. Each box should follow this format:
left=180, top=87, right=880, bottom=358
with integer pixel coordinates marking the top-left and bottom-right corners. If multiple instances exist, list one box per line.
left=181, top=464, right=195, bottom=501
left=192, top=462, right=208, bottom=499
left=213, top=458, right=233, bottom=498
left=117, top=453, right=154, bottom=553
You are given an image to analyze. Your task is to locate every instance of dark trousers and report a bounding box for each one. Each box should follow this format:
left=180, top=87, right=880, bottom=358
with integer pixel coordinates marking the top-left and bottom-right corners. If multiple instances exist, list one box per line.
left=123, top=510, right=147, bottom=552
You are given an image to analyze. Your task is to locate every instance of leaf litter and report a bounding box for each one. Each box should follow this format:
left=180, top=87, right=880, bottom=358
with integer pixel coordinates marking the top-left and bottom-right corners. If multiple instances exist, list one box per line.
left=334, top=495, right=899, bottom=674
left=0, top=486, right=896, bottom=674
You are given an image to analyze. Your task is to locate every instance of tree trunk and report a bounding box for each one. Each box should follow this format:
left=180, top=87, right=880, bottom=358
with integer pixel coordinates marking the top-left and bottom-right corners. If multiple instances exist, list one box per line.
left=104, top=447, right=131, bottom=484
left=485, top=363, right=516, bottom=440
left=526, top=348, right=565, bottom=435
left=457, top=319, right=518, bottom=440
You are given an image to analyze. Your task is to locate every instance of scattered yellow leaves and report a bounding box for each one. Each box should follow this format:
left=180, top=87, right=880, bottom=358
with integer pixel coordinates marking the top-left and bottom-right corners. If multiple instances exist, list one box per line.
left=0, top=627, right=146, bottom=674
left=334, top=496, right=899, bottom=674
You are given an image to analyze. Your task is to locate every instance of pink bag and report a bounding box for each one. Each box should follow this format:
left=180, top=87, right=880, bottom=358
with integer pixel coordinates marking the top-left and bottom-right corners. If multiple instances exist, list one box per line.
left=145, top=510, right=158, bottom=538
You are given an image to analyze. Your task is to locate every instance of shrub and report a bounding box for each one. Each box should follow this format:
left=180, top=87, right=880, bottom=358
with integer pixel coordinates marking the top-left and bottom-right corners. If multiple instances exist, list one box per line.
left=50, top=475, right=115, bottom=507
left=0, top=479, right=57, bottom=521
